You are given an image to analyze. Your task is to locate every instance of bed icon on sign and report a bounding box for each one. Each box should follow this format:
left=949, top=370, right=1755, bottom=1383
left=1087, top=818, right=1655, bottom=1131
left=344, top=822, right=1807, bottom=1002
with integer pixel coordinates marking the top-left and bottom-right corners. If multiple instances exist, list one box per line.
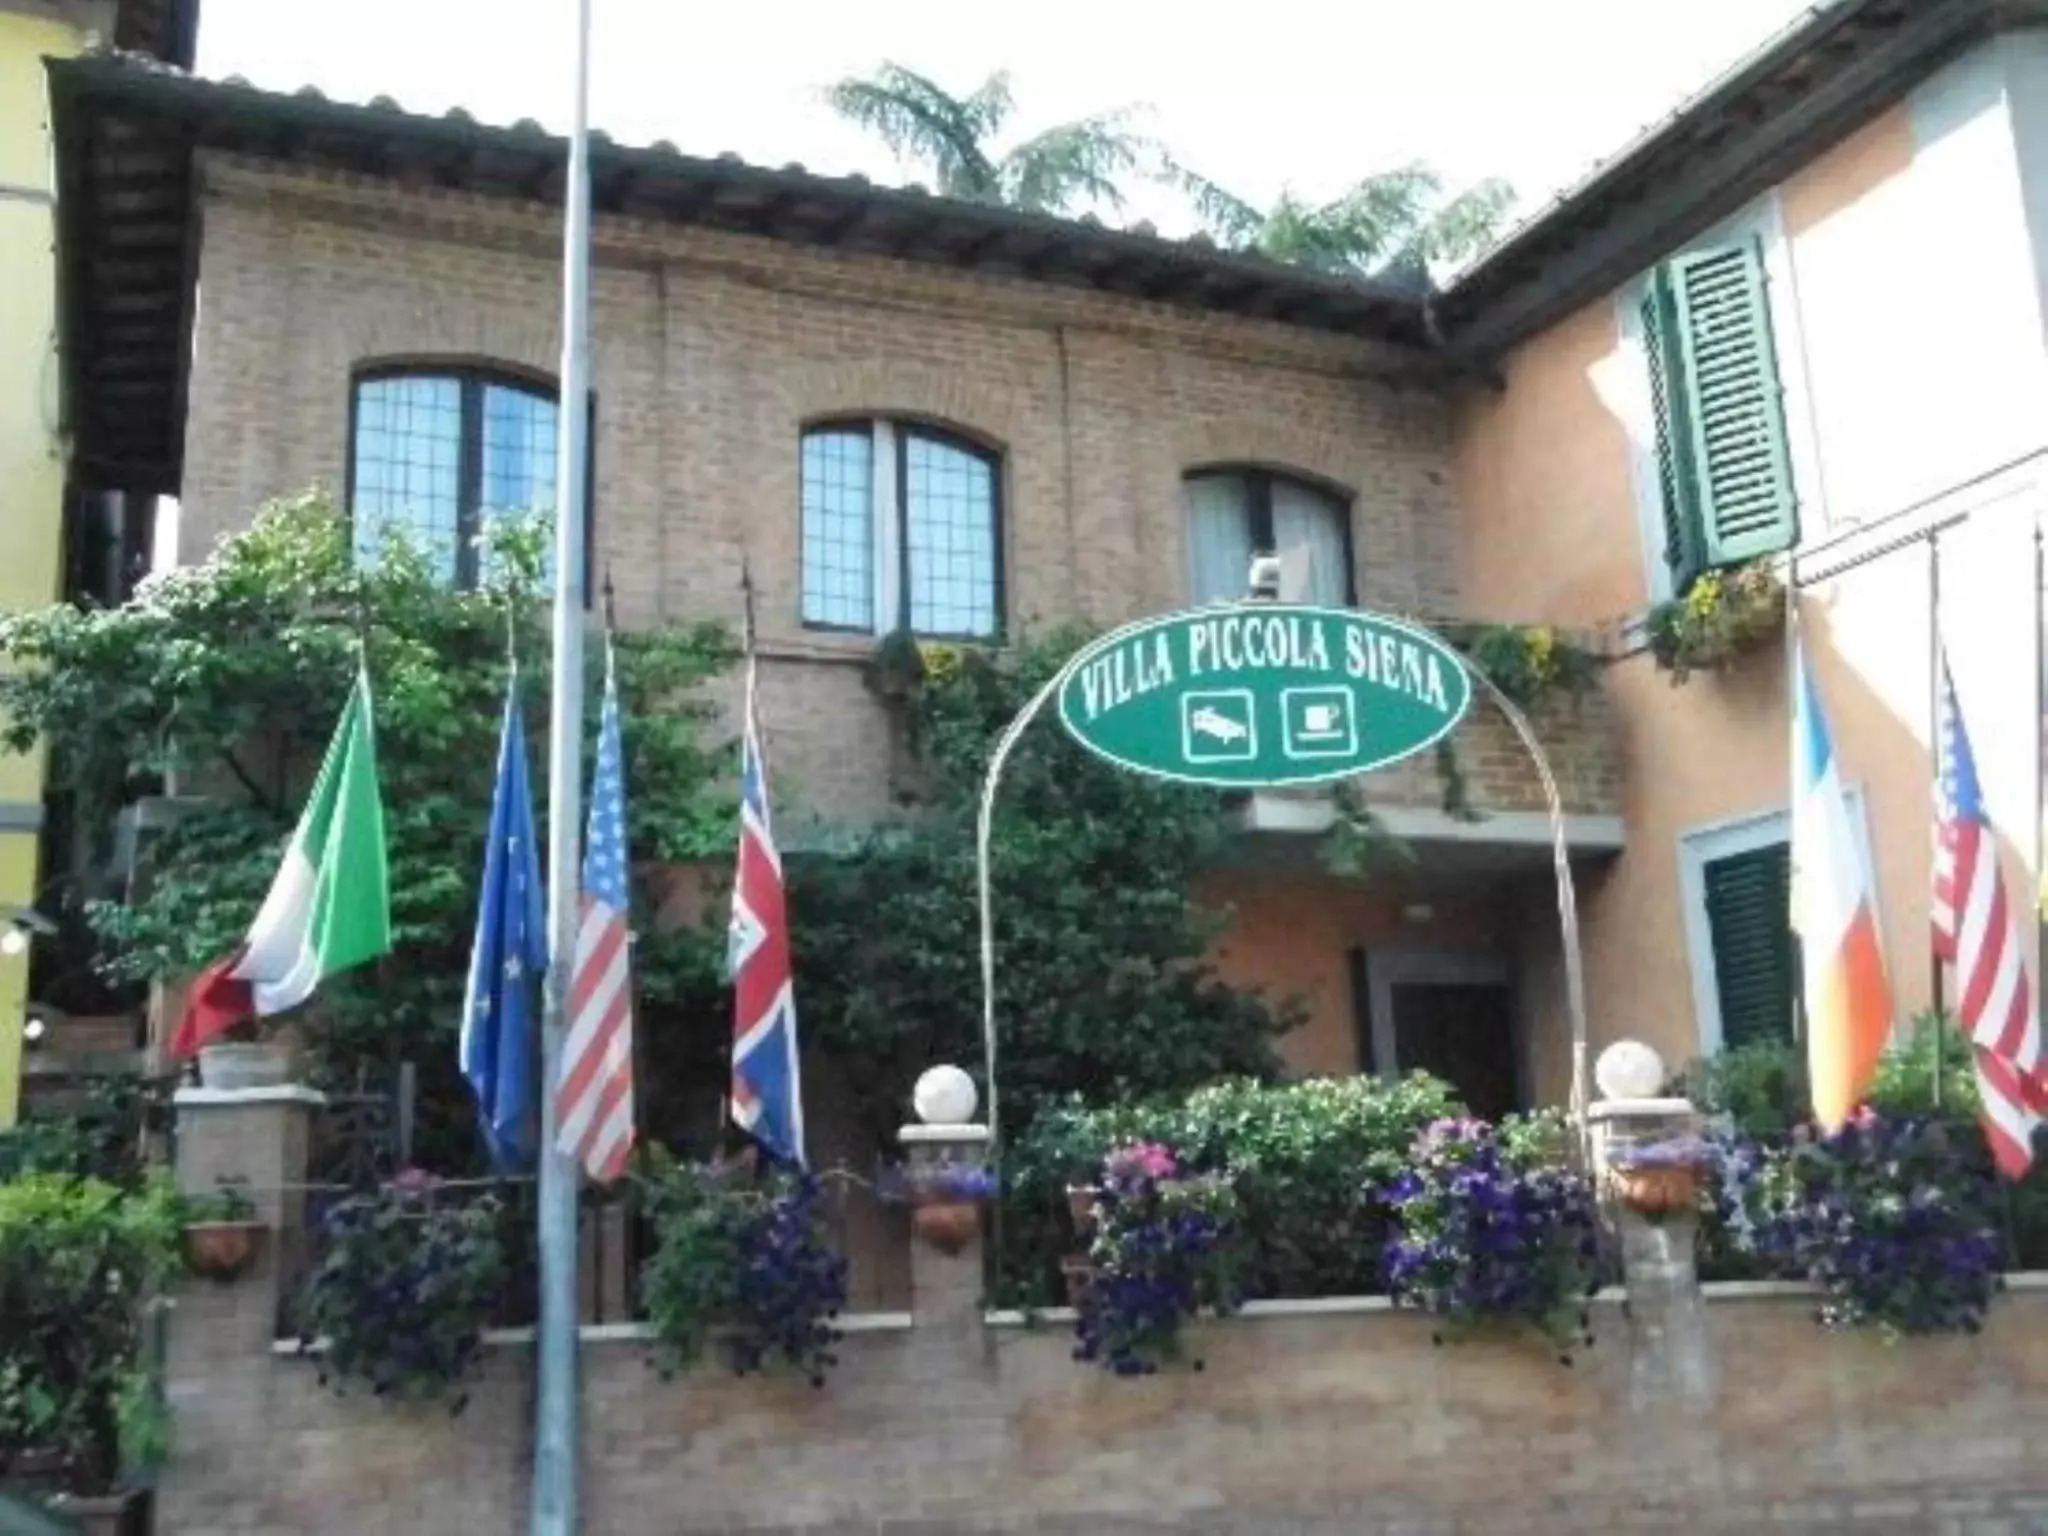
left=1181, top=690, right=1257, bottom=764
left=1280, top=687, right=1358, bottom=759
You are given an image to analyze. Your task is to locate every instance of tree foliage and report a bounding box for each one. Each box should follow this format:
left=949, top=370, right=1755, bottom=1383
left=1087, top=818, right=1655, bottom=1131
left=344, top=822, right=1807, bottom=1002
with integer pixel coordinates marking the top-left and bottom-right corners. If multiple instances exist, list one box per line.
left=790, top=635, right=1294, bottom=1150
left=0, top=492, right=732, bottom=1168
left=0, top=1173, right=183, bottom=1494
left=1176, top=163, right=1515, bottom=279
left=825, top=63, right=1151, bottom=215
left=825, top=62, right=1514, bottom=282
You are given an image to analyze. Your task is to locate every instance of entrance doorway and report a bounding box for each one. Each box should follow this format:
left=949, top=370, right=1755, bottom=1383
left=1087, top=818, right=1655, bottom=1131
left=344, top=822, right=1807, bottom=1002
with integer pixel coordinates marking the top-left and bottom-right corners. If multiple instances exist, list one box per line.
left=1360, top=952, right=1521, bottom=1122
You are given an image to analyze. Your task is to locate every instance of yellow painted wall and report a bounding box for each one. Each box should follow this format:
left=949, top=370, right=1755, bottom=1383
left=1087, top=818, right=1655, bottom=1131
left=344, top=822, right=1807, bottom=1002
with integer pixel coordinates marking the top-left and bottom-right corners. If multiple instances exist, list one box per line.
left=1454, top=70, right=2047, bottom=1086
left=0, top=9, right=89, bottom=1123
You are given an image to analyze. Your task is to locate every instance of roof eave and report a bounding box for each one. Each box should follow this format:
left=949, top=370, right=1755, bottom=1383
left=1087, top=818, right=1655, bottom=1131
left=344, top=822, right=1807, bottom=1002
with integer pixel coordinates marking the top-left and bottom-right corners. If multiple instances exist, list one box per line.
left=48, top=54, right=1449, bottom=496
left=1439, top=0, right=1999, bottom=359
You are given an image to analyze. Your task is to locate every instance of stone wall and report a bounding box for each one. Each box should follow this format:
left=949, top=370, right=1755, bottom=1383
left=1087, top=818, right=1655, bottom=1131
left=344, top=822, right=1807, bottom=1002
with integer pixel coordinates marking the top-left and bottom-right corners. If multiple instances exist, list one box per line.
left=160, top=1090, right=2048, bottom=1535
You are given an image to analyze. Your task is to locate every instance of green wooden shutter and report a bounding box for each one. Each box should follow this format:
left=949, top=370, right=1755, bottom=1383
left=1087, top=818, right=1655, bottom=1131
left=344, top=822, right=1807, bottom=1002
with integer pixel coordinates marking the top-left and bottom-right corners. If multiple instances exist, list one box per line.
left=1668, top=239, right=1798, bottom=566
left=1702, top=840, right=1796, bottom=1050
left=1640, top=272, right=1705, bottom=592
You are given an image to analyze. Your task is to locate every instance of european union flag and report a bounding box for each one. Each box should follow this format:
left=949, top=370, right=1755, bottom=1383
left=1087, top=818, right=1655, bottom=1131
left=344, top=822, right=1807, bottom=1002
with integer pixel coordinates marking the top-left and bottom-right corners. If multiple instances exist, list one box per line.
left=460, top=674, right=548, bottom=1170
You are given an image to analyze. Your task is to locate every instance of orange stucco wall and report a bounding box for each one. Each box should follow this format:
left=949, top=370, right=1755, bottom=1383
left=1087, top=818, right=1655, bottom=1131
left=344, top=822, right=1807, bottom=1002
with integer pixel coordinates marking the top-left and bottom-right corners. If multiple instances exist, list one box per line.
left=1454, top=298, right=1648, bottom=628
left=1448, top=98, right=2009, bottom=1079
left=1199, top=869, right=1502, bottom=1078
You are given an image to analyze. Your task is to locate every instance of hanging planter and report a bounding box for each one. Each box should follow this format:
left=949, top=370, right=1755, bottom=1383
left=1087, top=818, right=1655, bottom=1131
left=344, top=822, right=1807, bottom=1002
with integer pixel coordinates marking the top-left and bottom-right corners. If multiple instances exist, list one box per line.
left=860, top=627, right=927, bottom=704
left=182, top=1177, right=265, bottom=1281
left=911, top=1201, right=980, bottom=1256
left=905, top=1164, right=994, bottom=1256
left=1609, top=1164, right=1700, bottom=1217
left=1453, top=623, right=1601, bottom=710
left=1646, top=563, right=1785, bottom=683
left=184, top=1220, right=267, bottom=1282
left=1606, top=1135, right=1712, bottom=1220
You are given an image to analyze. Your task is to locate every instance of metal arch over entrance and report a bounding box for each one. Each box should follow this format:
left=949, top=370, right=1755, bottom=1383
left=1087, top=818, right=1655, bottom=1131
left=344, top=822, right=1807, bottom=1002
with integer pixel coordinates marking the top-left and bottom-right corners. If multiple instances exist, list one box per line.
left=973, top=601, right=1593, bottom=1167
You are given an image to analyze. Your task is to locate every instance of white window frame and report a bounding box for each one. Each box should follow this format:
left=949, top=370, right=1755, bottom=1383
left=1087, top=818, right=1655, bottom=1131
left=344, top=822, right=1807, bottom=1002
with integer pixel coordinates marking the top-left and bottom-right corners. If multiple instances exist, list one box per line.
left=1677, top=789, right=1882, bottom=1056
left=1613, top=192, right=1829, bottom=606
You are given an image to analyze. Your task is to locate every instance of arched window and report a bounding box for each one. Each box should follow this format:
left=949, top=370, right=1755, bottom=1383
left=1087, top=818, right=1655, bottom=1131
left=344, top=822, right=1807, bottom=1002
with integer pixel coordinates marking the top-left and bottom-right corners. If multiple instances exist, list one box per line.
left=349, top=365, right=592, bottom=593
left=1184, top=468, right=1353, bottom=606
left=800, top=419, right=1002, bottom=640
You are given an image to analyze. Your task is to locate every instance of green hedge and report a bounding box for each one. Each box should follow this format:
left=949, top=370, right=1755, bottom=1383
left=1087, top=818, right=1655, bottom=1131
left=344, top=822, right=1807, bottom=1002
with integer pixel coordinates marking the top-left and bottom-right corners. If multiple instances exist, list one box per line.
left=1000, top=1073, right=1462, bottom=1305
left=0, top=1174, right=181, bottom=1494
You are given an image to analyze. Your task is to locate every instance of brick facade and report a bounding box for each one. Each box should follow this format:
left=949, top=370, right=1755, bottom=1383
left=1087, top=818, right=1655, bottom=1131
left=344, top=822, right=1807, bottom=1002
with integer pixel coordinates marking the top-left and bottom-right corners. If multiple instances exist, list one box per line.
left=156, top=1088, right=2048, bottom=1536
left=177, top=158, right=1613, bottom=836
left=163, top=1293, right=2048, bottom=1534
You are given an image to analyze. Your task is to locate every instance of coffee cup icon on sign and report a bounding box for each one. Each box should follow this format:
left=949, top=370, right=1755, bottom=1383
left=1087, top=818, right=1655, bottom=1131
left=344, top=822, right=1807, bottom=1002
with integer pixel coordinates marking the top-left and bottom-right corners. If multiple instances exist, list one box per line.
left=1300, top=703, right=1342, bottom=739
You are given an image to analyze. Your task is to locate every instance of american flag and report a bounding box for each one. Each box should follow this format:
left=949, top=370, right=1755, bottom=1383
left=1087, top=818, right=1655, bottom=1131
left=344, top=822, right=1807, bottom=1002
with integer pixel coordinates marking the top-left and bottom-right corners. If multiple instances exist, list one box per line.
left=554, top=646, right=635, bottom=1183
left=1933, top=648, right=2046, bottom=1177
left=728, top=662, right=805, bottom=1166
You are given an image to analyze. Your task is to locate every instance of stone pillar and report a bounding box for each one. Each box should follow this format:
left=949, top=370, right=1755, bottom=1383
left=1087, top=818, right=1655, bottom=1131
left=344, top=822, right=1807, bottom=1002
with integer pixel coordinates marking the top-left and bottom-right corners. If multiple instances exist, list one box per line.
left=899, top=1120, right=991, bottom=1349
left=170, top=1085, right=325, bottom=1351
left=1588, top=1090, right=1714, bottom=1410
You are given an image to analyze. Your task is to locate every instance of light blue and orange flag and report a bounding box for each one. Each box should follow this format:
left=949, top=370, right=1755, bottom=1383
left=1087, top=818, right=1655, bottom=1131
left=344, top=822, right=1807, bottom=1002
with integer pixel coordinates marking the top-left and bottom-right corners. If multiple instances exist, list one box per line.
left=1790, top=632, right=1894, bottom=1131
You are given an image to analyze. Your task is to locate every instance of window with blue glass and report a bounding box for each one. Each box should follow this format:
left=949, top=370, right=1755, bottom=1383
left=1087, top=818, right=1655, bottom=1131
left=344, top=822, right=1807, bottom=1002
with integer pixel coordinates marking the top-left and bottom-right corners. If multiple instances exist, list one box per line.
left=799, top=420, right=1001, bottom=640
left=349, top=365, right=592, bottom=594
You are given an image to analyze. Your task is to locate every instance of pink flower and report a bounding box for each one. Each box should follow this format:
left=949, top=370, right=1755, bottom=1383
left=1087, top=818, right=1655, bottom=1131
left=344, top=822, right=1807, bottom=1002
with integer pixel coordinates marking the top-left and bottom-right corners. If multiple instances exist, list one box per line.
left=1105, top=1141, right=1177, bottom=1182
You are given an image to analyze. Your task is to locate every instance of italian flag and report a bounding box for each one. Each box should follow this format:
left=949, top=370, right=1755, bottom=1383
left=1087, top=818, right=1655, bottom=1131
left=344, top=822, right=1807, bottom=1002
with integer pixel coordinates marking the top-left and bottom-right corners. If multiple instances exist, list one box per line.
left=170, top=670, right=392, bottom=1057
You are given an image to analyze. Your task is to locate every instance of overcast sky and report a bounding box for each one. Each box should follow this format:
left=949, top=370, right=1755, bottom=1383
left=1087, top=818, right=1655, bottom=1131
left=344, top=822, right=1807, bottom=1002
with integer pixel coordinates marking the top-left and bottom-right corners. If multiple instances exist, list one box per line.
left=196, top=0, right=1815, bottom=238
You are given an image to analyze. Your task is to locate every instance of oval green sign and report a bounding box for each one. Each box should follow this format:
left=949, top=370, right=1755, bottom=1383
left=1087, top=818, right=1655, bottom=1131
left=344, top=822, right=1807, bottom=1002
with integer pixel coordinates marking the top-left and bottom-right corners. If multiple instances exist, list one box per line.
left=1055, top=604, right=1472, bottom=788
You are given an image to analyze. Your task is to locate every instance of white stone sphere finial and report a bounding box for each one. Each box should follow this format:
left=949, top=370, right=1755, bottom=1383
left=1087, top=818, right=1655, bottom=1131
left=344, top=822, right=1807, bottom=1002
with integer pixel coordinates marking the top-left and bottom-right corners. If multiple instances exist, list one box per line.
left=1595, top=1039, right=1667, bottom=1102
left=913, top=1064, right=979, bottom=1126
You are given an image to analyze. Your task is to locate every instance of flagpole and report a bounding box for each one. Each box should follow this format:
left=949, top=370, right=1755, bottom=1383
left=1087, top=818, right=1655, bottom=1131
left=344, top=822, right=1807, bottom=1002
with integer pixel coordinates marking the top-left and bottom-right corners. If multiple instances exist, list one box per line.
left=1929, top=533, right=1944, bottom=1110
left=722, top=564, right=759, bottom=1149
left=2035, top=509, right=2045, bottom=1064
left=1786, top=581, right=1808, bottom=1052
left=533, top=0, right=592, bottom=1529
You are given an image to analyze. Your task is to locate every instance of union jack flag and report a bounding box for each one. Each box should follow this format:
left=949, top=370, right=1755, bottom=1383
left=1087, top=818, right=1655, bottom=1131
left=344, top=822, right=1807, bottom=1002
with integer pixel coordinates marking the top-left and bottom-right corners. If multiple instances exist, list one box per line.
left=728, top=663, right=804, bottom=1166
left=555, top=644, right=635, bottom=1183
left=1933, top=648, right=2046, bottom=1177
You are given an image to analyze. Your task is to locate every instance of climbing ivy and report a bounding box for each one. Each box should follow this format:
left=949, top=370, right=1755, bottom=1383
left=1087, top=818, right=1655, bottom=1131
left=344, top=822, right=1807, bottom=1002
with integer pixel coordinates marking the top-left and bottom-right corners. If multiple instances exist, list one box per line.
left=792, top=634, right=1294, bottom=1147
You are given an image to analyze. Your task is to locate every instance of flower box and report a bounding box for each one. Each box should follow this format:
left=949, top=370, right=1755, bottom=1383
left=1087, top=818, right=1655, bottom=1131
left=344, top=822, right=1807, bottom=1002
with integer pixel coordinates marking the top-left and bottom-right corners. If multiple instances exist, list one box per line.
left=183, top=1219, right=266, bottom=1282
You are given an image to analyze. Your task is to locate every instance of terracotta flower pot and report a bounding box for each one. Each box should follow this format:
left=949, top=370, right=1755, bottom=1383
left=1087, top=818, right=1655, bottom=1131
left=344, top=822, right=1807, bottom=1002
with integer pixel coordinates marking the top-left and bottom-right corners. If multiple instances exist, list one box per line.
left=1609, top=1163, right=1700, bottom=1217
left=1065, top=1184, right=1099, bottom=1234
left=1060, top=1254, right=1096, bottom=1309
left=183, top=1219, right=266, bottom=1281
left=912, top=1200, right=980, bottom=1256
